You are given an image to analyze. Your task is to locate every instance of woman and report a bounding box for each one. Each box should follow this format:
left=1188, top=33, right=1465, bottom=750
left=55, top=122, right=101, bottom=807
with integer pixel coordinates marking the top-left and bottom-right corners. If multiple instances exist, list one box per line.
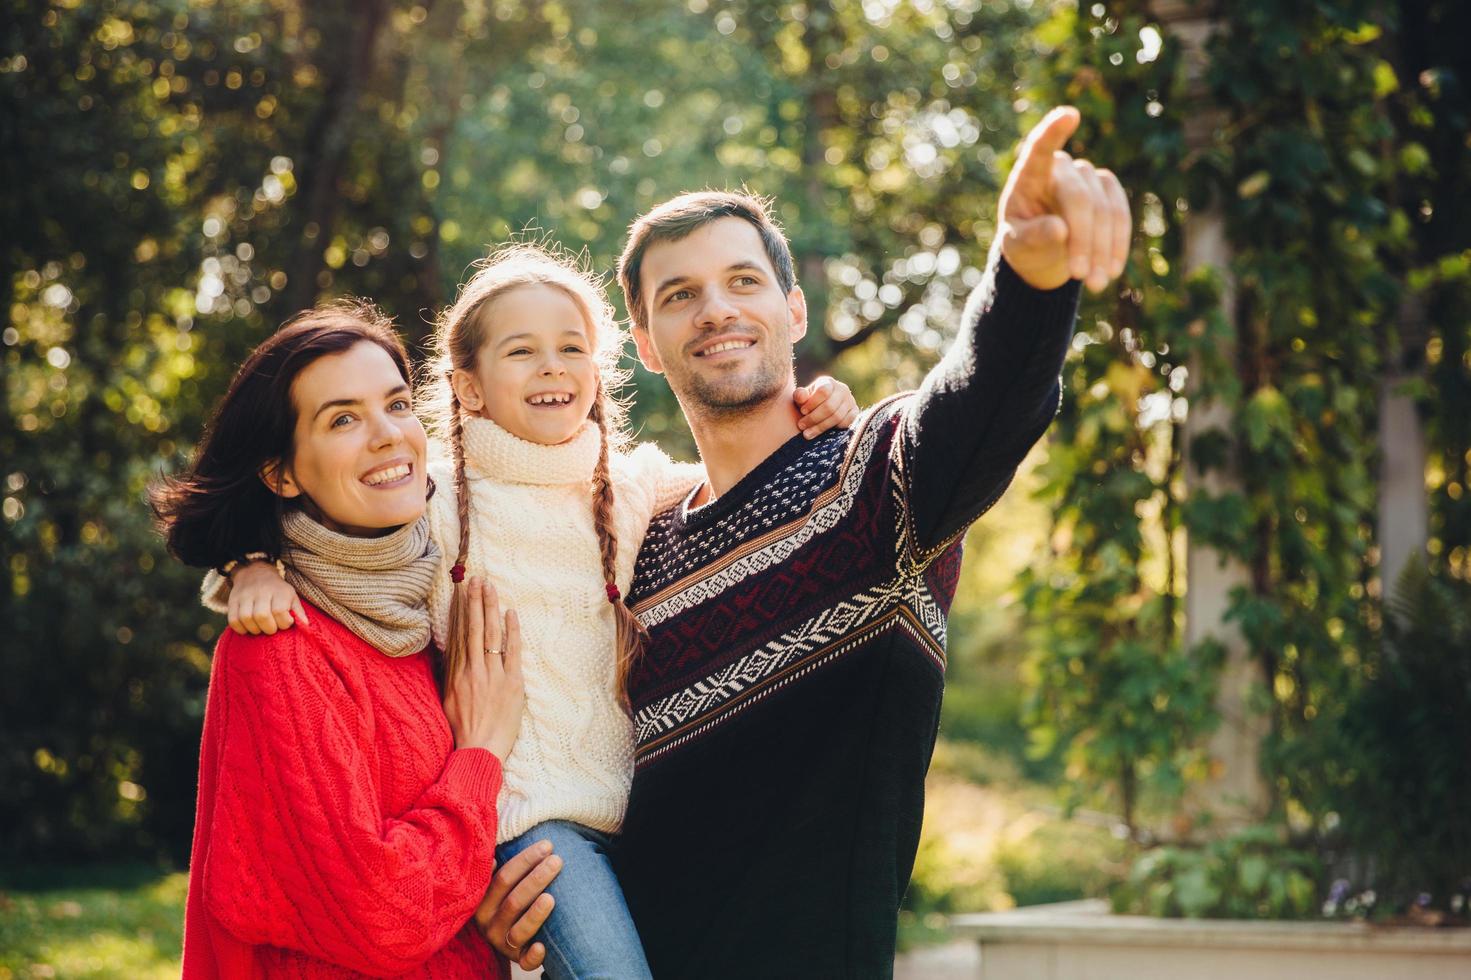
left=152, top=301, right=538, bottom=977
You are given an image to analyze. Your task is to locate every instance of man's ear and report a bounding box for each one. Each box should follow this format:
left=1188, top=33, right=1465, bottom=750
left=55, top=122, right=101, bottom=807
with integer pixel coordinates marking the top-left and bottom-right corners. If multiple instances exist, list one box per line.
left=786, top=284, right=808, bottom=343
left=631, top=323, right=665, bottom=375
left=450, top=367, right=486, bottom=413
left=259, top=459, right=301, bottom=499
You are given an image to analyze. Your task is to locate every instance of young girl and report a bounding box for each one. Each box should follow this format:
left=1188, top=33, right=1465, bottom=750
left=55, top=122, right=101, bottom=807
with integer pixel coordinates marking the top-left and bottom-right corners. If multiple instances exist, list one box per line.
left=220, top=243, right=858, bottom=977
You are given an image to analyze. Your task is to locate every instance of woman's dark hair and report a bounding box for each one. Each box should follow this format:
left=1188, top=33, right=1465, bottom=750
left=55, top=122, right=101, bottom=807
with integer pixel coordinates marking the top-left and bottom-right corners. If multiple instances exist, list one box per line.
left=150, top=300, right=413, bottom=569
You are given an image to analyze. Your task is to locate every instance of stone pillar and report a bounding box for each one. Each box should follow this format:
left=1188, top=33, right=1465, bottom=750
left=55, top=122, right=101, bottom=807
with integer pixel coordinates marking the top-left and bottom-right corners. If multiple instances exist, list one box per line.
left=1151, top=0, right=1272, bottom=832
left=1379, top=293, right=1429, bottom=608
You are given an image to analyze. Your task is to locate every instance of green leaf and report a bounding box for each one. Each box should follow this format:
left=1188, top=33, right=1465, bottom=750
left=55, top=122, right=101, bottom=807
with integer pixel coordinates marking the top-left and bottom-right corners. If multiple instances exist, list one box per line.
left=1399, top=142, right=1430, bottom=175
left=1033, top=10, right=1075, bottom=49
left=1242, top=385, right=1291, bottom=452
left=1239, top=854, right=1269, bottom=893
left=1347, top=148, right=1377, bottom=178
left=1372, top=60, right=1399, bottom=98
left=1182, top=491, right=1252, bottom=554
left=1173, top=867, right=1221, bottom=917
left=1237, top=171, right=1271, bottom=199
left=1285, top=871, right=1316, bottom=915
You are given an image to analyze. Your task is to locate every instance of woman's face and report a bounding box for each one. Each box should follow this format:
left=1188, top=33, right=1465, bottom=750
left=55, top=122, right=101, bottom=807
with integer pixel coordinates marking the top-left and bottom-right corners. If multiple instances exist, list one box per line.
left=270, top=341, right=428, bottom=536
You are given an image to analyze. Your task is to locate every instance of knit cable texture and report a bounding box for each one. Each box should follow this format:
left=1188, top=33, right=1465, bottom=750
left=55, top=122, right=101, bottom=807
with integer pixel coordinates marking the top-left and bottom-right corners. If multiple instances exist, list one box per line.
left=181, top=609, right=506, bottom=978
left=277, top=509, right=440, bottom=657
left=425, top=416, right=697, bottom=842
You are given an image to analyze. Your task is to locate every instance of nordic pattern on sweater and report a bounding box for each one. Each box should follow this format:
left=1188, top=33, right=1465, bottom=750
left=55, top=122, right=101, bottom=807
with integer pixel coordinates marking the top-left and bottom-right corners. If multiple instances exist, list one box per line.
left=628, top=398, right=950, bottom=764
left=625, top=258, right=1080, bottom=767
left=629, top=426, right=850, bottom=608
left=614, top=256, right=1081, bottom=979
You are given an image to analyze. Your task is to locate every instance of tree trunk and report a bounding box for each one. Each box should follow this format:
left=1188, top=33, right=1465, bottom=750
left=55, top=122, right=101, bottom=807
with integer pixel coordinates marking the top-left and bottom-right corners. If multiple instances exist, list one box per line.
left=280, top=0, right=390, bottom=314
left=797, top=0, right=840, bottom=370
left=1378, top=291, right=1429, bottom=609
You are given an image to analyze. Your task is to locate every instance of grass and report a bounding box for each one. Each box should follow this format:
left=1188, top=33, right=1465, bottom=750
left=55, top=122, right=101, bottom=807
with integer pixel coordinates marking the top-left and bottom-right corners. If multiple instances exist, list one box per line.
left=0, top=865, right=185, bottom=979
left=0, top=745, right=1126, bottom=970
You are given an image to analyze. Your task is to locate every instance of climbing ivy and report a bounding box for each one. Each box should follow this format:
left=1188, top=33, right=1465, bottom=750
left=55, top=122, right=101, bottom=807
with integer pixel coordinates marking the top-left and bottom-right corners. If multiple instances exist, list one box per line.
left=1020, top=0, right=1470, bottom=914
left=1019, top=0, right=1225, bottom=836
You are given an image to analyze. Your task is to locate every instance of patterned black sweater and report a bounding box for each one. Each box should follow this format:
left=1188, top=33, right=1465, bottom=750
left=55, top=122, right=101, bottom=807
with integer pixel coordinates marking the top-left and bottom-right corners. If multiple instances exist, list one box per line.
left=615, top=258, right=1081, bottom=979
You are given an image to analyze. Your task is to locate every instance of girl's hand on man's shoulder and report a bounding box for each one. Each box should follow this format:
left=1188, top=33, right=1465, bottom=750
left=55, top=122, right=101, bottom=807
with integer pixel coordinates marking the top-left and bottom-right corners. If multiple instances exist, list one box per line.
left=795, top=376, right=862, bottom=439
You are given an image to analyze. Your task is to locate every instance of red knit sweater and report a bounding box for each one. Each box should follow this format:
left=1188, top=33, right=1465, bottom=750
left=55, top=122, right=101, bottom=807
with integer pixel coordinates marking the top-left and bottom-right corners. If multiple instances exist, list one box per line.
left=182, top=603, right=508, bottom=979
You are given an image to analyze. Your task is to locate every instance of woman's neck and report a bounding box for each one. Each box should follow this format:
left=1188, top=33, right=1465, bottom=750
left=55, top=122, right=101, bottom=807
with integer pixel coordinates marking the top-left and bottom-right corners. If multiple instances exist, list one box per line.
left=292, top=499, right=402, bottom=538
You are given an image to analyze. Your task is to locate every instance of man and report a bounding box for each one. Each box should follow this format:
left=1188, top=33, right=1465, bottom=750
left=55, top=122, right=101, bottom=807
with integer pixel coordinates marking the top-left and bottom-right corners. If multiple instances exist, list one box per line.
left=481, top=105, right=1128, bottom=976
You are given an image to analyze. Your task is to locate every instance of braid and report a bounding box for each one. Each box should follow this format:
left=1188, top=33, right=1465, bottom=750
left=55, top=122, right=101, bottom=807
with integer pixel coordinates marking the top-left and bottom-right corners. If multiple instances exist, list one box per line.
left=449, top=381, right=473, bottom=569
left=590, top=395, right=647, bottom=707
left=441, top=380, right=476, bottom=684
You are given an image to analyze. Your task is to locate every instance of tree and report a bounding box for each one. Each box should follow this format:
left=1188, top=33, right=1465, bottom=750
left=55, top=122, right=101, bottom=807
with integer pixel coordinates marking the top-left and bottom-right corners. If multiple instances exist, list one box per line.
left=0, top=0, right=474, bottom=860
left=1, top=0, right=1045, bottom=862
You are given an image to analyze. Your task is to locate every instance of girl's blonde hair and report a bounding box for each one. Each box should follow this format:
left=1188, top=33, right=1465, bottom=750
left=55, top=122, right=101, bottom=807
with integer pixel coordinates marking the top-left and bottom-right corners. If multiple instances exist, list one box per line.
left=421, top=243, right=646, bottom=704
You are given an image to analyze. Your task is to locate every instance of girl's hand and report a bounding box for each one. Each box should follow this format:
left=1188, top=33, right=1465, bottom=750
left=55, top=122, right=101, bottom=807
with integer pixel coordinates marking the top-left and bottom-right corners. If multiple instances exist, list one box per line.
left=794, top=376, right=861, bottom=438
left=227, top=562, right=308, bottom=635
left=442, top=578, right=525, bottom=760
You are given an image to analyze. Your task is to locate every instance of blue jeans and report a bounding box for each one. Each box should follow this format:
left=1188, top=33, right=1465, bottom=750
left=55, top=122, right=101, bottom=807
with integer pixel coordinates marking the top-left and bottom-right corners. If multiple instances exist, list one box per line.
left=495, top=820, right=653, bottom=980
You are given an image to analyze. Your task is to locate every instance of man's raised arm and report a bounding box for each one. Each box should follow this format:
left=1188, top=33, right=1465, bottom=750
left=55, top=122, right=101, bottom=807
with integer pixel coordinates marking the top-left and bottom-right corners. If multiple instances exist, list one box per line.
left=900, top=106, right=1131, bottom=552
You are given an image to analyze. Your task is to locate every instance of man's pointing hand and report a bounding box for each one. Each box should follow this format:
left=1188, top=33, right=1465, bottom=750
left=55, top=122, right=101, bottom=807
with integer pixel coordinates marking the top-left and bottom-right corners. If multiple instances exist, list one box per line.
left=998, top=105, right=1131, bottom=294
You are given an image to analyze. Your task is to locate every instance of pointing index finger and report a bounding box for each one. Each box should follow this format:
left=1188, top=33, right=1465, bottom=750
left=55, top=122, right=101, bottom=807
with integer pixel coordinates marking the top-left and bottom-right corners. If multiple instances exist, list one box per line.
left=1015, top=106, right=1081, bottom=182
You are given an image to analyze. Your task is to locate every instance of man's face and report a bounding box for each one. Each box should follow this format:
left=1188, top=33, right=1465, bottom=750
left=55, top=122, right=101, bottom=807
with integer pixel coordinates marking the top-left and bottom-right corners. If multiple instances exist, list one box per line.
left=632, top=216, right=806, bottom=419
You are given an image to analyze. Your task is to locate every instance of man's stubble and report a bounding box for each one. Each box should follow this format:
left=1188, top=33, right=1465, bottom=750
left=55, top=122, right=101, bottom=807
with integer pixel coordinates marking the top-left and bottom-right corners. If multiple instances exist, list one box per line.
left=667, top=321, right=795, bottom=425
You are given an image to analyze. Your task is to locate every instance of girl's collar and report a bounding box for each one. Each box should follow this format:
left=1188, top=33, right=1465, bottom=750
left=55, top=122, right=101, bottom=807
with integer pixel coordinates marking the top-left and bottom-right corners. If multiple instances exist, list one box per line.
left=459, top=414, right=601, bottom=486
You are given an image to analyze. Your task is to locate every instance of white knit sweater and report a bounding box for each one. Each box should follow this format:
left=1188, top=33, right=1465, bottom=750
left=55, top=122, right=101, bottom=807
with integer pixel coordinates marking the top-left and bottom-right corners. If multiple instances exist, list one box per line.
left=426, top=416, right=698, bottom=842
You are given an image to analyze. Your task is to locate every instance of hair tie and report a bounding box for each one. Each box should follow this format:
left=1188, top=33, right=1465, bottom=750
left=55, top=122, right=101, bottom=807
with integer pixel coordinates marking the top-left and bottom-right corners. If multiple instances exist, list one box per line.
left=450, top=562, right=466, bottom=584
left=605, top=582, right=620, bottom=604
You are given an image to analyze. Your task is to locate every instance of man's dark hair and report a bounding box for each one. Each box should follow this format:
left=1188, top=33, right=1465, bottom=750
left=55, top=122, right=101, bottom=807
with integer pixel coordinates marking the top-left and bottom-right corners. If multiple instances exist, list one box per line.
left=617, top=190, right=796, bottom=331
left=150, top=300, right=413, bottom=569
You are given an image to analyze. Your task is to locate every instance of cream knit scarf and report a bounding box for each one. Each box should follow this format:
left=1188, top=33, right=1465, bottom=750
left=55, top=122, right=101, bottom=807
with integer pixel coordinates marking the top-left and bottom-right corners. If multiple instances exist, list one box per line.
left=279, top=509, right=439, bottom=658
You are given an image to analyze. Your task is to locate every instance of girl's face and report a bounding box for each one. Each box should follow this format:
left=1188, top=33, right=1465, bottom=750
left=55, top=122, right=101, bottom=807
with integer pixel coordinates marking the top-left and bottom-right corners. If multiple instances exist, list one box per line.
left=270, top=341, right=429, bottom=535
left=453, top=284, right=599, bottom=445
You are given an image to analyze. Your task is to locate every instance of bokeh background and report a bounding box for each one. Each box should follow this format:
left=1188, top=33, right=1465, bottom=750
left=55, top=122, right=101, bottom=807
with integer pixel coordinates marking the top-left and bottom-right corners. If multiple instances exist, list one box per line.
left=3, top=0, right=1469, bottom=975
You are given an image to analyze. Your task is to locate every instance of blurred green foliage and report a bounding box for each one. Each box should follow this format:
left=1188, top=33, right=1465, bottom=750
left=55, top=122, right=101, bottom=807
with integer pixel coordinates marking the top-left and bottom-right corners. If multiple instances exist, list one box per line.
left=1114, top=824, right=1321, bottom=919
left=1017, top=2, right=1229, bottom=833
left=5, top=0, right=1469, bottom=929
left=0, top=0, right=1055, bottom=862
left=904, top=737, right=1130, bottom=929
left=1334, top=563, right=1471, bottom=909
left=995, top=814, right=1129, bottom=908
